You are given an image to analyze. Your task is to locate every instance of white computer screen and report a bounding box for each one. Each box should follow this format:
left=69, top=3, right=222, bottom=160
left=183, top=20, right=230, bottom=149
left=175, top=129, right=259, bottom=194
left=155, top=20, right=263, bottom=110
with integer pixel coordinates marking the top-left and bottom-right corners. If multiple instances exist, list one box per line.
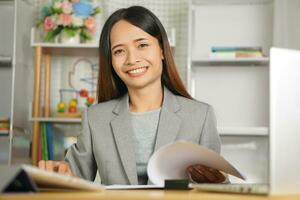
left=270, top=47, right=300, bottom=194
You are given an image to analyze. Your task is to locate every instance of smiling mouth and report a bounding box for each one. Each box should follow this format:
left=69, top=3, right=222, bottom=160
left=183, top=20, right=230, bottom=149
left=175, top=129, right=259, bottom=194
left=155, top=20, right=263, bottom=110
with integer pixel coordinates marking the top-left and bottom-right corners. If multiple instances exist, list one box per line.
left=127, top=66, right=148, bottom=76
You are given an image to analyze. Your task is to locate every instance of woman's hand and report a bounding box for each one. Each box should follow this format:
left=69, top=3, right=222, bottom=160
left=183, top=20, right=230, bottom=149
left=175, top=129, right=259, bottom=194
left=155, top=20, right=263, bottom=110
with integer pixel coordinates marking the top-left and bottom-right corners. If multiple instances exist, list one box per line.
left=186, top=164, right=226, bottom=183
left=38, top=160, right=74, bottom=176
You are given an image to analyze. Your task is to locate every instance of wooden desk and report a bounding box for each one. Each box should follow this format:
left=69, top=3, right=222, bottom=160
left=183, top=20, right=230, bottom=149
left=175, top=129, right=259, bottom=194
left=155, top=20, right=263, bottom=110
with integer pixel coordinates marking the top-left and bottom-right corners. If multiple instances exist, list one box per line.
left=1, top=190, right=300, bottom=200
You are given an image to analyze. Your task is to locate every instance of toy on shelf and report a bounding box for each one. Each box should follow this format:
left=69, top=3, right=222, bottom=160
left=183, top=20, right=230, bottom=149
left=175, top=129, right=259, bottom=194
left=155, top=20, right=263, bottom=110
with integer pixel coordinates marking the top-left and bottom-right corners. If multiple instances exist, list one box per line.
left=85, top=96, right=95, bottom=107
left=57, top=101, right=66, bottom=113
left=56, top=58, right=98, bottom=118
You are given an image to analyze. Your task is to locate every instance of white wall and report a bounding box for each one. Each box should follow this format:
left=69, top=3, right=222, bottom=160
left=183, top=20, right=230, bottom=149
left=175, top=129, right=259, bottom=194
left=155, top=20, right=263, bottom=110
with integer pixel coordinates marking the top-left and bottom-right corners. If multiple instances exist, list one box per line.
left=273, top=0, right=300, bottom=49
left=0, top=1, right=14, bottom=117
left=12, top=0, right=35, bottom=129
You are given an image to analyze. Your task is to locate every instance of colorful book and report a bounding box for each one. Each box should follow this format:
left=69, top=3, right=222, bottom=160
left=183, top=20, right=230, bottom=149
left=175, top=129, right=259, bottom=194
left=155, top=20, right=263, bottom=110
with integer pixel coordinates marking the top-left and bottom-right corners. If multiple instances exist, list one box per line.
left=37, top=132, right=42, bottom=161
left=210, top=46, right=264, bottom=59
left=211, top=46, right=263, bottom=52
left=41, top=123, right=48, bottom=161
left=46, top=123, right=54, bottom=160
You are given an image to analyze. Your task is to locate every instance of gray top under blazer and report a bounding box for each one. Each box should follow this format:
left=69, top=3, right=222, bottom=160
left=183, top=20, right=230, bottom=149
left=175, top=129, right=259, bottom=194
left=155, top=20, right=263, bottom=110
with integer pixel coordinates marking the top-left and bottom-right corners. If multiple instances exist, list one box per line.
left=65, top=87, right=221, bottom=185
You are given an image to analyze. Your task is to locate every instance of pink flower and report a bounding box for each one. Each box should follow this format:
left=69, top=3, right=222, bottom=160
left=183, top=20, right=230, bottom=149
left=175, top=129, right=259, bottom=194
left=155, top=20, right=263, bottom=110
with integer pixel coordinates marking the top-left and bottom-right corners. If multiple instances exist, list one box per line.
left=43, top=16, right=55, bottom=31
left=59, top=14, right=72, bottom=26
left=84, top=16, right=96, bottom=32
left=61, top=1, right=72, bottom=14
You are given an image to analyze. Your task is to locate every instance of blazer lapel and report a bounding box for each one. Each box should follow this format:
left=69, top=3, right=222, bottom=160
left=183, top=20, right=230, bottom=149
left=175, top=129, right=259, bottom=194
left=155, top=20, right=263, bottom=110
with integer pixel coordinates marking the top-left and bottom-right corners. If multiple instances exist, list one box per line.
left=154, top=88, right=182, bottom=151
left=110, top=95, right=138, bottom=185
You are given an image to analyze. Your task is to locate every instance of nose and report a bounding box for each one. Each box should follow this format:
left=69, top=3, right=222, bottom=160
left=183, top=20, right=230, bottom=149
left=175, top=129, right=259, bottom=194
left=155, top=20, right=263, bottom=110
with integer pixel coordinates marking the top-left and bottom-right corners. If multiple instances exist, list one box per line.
left=126, top=48, right=140, bottom=66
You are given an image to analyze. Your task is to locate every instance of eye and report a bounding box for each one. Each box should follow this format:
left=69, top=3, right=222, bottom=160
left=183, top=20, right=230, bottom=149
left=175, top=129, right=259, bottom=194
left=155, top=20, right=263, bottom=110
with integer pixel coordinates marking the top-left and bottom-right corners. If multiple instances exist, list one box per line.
left=138, top=43, right=149, bottom=49
left=113, top=49, right=125, bottom=56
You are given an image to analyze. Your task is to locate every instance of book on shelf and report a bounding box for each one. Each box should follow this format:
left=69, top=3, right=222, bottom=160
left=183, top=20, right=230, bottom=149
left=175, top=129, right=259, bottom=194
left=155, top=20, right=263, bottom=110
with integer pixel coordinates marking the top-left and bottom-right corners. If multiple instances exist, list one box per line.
left=46, top=124, right=54, bottom=160
left=41, top=123, right=48, bottom=160
left=210, top=46, right=264, bottom=59
left=0, top=117, right=9, bottom=135
left=38, top=123, right=54, bottom=161
left=0, top=130, right=9, bottom=135
left=211, top=46, right=263, bottom=52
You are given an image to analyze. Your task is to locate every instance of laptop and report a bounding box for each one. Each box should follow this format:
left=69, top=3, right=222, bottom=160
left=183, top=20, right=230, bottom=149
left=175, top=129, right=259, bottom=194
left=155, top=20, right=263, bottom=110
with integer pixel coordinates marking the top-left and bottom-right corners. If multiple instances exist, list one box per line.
left=191, top=183, right=269, bottom=195
left=193, top=47, right=300, bottom=195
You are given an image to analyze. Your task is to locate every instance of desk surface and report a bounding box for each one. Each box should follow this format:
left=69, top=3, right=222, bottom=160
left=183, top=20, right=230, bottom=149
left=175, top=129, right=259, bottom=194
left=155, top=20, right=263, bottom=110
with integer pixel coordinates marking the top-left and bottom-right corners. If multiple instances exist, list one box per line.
left=1, top=190, right=300, bottom=200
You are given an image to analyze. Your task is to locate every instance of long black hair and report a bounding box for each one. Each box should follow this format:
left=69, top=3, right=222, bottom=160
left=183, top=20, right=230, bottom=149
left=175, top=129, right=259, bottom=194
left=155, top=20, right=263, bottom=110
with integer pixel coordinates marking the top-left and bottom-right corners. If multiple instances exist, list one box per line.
left=97, top=6, right=191, bottom=103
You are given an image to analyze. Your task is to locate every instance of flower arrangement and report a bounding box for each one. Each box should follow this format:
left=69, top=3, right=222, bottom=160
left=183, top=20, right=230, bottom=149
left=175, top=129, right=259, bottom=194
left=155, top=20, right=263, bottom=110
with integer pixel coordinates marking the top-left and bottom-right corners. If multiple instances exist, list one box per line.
left=38, top=0, right=101, bottom=43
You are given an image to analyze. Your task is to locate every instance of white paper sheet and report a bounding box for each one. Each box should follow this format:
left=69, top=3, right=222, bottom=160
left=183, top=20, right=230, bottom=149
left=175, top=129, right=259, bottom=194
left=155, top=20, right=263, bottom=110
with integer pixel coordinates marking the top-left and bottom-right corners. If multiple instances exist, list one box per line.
left=147, top=141, right=246, bottom=186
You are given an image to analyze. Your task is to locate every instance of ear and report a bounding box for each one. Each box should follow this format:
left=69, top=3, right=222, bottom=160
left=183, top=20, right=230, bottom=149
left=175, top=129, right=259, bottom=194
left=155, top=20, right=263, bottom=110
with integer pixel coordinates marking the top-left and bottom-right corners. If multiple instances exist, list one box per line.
left=161, top=49, right=164, bottom=60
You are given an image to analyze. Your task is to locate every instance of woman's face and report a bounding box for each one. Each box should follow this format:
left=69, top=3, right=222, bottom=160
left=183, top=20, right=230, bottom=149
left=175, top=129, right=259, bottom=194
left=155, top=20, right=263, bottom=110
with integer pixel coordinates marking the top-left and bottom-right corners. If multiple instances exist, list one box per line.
left=110, top=20, right=164, bottom=90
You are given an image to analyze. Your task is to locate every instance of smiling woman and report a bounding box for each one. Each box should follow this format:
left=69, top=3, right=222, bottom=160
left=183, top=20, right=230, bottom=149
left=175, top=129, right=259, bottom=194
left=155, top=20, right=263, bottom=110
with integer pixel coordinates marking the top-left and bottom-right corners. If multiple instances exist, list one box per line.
left=38, top=6, right=225, bottom=186
left=109, top=20, right=164, bottom=95
left=97, top=6, right=191, bottom=103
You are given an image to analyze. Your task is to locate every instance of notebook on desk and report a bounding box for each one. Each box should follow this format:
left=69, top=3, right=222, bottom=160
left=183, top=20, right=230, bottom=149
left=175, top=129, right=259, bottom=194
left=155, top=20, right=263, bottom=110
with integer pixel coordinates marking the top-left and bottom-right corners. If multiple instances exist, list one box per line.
left=0, top=164, right=104, bottom=193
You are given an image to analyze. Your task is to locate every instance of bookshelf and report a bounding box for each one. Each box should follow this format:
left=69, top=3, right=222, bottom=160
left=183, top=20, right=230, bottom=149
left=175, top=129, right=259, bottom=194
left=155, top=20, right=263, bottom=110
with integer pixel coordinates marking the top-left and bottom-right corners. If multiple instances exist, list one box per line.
left=187, top=0, right=273, bottom=183
left=28, top=103, right=81, bottom=123
left=29, top=27, right=99, bottom=165
left=192, top=57, right=269, bottom=66
left=218, top=126, right=268, bottom=136
left=29, top=117, right=81, bottom=123
left=188, top=0, right=272, bottom=134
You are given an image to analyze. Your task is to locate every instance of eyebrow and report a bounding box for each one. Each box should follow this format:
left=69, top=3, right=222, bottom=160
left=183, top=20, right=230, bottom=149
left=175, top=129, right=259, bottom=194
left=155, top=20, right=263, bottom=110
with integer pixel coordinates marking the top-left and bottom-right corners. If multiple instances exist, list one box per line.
left=111, top=38, right=148, bottom=51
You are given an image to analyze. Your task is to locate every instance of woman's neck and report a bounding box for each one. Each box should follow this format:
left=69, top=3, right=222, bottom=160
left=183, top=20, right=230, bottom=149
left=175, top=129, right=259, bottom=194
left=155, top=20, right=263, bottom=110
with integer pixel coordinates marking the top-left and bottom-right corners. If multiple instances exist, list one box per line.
left=128, top=84, right=163, bottom=113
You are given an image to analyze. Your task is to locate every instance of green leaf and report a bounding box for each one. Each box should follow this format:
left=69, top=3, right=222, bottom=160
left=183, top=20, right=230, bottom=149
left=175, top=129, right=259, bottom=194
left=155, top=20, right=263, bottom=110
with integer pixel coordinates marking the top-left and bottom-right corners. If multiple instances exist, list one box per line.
left=44, top=26, right=63, bottom=42
left=91, top=7, right=101, bottom=16
left=36, top=20, right=43, bottom=28
left=50, top=7, right=63, bottom=14
left=80, top=29, right=92, bottom=42
left=62, top=27, right=79, bottom=37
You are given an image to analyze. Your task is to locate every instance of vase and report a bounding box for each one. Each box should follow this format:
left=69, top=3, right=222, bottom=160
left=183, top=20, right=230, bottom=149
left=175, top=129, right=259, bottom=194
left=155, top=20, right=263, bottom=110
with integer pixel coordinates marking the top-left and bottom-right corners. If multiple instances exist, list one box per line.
left=60, top=30, right=80, bottom=44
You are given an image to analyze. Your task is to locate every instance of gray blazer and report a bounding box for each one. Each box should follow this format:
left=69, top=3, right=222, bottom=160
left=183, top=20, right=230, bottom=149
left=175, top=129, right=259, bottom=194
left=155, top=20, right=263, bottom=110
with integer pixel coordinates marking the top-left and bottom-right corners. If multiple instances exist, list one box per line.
left=65, top=88, right=221, bottom=185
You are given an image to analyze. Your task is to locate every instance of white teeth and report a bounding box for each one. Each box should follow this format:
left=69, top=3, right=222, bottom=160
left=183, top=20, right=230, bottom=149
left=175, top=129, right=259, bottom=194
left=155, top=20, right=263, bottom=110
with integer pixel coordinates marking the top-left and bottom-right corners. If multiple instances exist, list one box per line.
left=128, top=67, right=147, bottom=74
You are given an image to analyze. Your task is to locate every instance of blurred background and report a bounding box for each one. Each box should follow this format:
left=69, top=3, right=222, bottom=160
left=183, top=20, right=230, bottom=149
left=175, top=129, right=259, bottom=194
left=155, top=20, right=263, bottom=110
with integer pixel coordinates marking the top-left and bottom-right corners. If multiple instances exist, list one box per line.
left=1, top=0, right=300, bottom=184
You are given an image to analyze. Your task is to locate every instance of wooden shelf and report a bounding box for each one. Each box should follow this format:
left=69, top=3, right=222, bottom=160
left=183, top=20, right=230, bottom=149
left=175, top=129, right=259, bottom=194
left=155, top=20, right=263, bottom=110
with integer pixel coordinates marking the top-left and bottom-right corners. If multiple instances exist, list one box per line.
left=192, top=57, right=269, bottom=66
left=31, top=42, right=99, bottom=48
left=28, top=103, right=82, bottom=123
left=218, top=126, right=269, bottom=136
left=30, top=28, right=98, bottom=49
left=29, top=117, right=81, bottom=123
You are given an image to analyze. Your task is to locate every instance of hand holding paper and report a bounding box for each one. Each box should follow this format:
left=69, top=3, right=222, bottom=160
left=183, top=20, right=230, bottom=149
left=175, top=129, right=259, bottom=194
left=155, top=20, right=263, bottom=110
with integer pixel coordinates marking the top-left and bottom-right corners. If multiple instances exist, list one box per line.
left=147, top=141, right=246, bottom=186
left=186, top=164, right=226, bottom=183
